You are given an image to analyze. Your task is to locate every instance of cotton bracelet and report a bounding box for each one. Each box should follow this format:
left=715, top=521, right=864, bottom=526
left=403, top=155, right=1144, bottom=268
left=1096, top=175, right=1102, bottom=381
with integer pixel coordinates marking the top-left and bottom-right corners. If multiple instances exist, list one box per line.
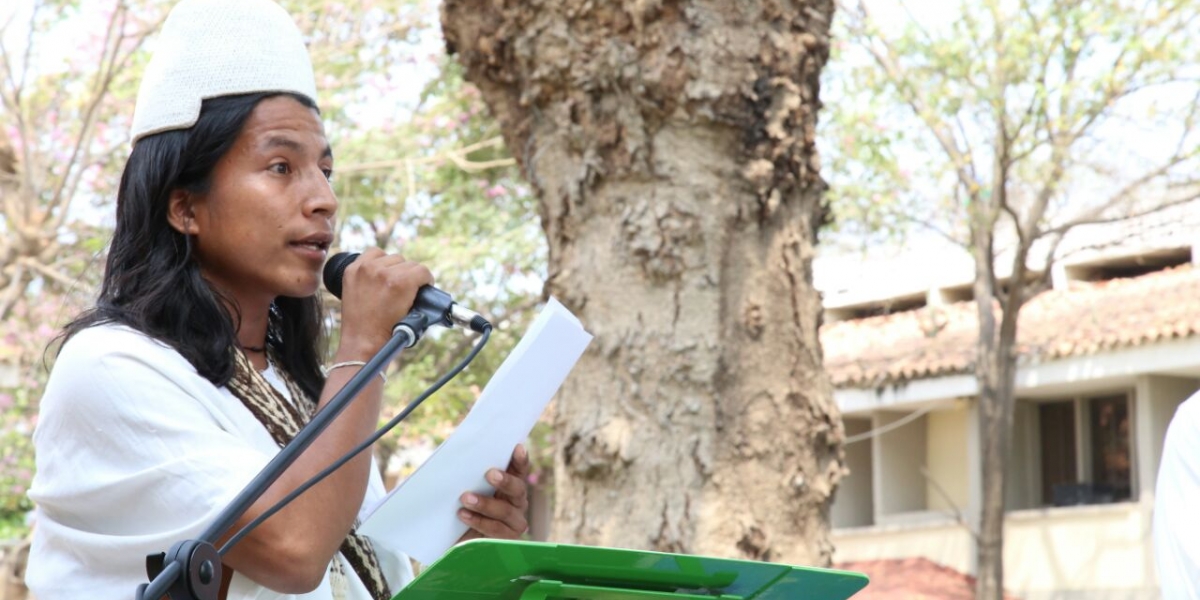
left=324, top=360, right=388, bottom=384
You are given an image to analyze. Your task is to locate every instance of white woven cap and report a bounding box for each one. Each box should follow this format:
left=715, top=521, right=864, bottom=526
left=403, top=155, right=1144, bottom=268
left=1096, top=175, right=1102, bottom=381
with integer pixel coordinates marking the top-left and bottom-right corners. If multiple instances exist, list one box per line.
left=130, top=0, right=318, bottom=144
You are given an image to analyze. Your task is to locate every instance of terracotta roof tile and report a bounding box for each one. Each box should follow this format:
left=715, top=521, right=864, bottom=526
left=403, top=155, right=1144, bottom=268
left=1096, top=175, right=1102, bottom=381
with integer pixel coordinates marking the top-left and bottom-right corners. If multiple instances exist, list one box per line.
left=835, top=558, right=1019, bottom=600
left=820, top=264, right=1200, bottom=388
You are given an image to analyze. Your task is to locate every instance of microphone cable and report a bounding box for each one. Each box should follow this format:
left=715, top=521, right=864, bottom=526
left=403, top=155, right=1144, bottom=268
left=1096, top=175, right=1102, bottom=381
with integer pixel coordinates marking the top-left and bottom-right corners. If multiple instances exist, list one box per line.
left=217, top=323, right=493, bottom=555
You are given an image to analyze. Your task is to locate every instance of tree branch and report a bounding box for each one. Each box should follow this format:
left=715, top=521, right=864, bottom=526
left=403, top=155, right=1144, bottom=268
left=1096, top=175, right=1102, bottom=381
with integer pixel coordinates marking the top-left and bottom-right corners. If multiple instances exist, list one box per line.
left=890, top=212, right=967, bottom=249
left=841, top=0, right=985, bottom=202
left=50, top=6, right=166, bottom=235
left=1042, top=148, right=1200, bottom=237
left=919, top=465, right=981, bottom=542
left=1172, top=87, right=1200, bottom=160
left=15, top=1, right=38, bottom=103
left=0, top=263, right=26, bottom=321
left=16, top=257, right=79, bottom=291
left=1044, top=192, right=1200, bottom=238
left=338, top=136, right=514, bottom=174
left=47, top=3, right=127, bottom=226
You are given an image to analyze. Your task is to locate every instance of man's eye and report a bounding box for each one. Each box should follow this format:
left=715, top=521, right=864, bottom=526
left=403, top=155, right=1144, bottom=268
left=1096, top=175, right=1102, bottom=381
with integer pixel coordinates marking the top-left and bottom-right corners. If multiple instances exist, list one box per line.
left=322, top=169, right=334, bottom=181
left=271, top=163, right=290, bottom=174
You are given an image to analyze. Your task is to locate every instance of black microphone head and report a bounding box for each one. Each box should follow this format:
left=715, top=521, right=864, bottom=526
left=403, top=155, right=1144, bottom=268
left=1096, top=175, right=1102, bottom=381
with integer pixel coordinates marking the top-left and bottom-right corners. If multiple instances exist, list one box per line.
left=323, top=252, right=360, bottom=299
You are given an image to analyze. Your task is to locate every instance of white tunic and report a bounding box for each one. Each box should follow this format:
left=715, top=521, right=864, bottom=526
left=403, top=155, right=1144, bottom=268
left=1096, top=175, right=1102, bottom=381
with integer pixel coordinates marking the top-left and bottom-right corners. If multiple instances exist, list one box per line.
left=27, top=324, right=412, bottom=599
left=1154, top=391, right=1200, bottom=599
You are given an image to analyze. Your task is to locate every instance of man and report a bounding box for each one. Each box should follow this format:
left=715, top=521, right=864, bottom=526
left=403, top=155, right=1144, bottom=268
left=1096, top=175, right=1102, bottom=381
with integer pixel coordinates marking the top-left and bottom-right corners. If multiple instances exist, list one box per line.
left=26, top=1, right=528, bottom=598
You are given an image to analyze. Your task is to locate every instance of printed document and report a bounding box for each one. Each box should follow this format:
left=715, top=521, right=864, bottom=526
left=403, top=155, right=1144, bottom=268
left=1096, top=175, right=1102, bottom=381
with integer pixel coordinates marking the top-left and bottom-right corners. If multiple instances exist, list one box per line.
left=359, top=297, right=593, bottom=564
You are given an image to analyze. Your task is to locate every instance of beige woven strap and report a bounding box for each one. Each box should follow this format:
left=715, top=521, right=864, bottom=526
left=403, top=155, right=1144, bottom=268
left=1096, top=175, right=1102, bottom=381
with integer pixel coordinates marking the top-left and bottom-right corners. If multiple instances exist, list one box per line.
left=228, top=350, right=391, bottom=600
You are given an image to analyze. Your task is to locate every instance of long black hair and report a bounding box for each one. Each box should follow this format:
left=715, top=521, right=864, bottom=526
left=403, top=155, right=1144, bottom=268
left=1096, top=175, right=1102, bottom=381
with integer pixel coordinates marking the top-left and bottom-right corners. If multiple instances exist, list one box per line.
left=61, top=92, right=326, bottom=400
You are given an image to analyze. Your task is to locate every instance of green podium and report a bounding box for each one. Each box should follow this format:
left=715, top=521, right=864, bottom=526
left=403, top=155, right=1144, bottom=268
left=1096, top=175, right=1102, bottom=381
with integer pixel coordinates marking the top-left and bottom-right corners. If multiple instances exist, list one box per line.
left=394, top=540, right=869, bottom=600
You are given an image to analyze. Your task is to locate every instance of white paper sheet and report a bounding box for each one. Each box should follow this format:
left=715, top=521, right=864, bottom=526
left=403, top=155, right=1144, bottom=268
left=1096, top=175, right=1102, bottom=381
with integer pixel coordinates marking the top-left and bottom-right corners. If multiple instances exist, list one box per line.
left=359, top=297, right=593, bottom=564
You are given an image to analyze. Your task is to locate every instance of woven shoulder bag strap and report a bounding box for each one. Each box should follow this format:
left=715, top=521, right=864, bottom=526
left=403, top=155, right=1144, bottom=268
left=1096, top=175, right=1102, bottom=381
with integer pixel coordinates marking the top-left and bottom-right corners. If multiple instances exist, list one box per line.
left=227, top=350, right=391, bottom=600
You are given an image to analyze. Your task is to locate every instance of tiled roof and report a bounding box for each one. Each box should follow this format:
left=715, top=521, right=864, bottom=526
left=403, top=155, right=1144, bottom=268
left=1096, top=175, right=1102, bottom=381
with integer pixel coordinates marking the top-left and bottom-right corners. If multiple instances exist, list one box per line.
left=820, top=264, right=1200, bottom=388
left=835, top=558, right=1019, bottom=600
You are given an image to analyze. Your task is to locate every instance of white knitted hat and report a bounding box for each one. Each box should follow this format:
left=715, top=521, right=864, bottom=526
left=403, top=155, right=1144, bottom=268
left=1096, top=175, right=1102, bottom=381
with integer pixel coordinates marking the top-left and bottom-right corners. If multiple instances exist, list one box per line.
left=130, top=0, right=318, bottom=144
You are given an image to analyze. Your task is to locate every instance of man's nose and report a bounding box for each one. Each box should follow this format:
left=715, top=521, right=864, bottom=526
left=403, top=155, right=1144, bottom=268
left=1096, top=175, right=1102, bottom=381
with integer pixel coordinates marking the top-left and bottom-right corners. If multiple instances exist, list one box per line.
left=304, top=170, right=339, bottom=218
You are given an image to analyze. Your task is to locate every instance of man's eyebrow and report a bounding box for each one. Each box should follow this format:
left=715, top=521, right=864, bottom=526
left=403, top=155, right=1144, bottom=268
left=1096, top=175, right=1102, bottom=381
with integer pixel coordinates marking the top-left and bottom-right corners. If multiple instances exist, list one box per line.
left=262, top=135, right=333, bottom=160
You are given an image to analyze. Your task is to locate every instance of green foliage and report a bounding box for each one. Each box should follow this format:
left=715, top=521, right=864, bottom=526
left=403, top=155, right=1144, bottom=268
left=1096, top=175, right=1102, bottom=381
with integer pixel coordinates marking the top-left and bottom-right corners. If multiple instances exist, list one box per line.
left=326, top=54, right=548, bottom=478
left=0, top=388, right=36, bottom=521
left=0, top=298, right=73, bottom=530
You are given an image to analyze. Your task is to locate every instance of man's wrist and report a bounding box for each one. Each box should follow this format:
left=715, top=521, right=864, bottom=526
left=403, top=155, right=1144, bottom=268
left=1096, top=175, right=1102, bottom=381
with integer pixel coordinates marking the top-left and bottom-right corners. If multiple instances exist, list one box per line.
left=334, top=332, right=385, bottom=362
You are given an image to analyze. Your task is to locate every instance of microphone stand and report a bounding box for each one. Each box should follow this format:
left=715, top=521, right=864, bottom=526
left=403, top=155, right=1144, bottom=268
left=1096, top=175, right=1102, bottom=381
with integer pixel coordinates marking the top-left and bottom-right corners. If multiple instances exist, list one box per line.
left=136, top=313, right=431, bottom=600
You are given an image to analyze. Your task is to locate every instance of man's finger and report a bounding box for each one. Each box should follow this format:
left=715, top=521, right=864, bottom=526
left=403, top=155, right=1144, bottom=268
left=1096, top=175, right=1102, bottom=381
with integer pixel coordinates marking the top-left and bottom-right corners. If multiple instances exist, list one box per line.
left=457, top=506, right=527, bottom=538
left=486, top=469, right=528, bottom=506
left=462, top=492, right=526, bottom=525
left=507, top=444, right=531, bottom=477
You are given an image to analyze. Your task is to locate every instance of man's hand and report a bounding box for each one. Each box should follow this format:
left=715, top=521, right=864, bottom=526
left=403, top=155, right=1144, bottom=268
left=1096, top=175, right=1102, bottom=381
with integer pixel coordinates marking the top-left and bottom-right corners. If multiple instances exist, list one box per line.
left=457, top=444, right=531, bottom=541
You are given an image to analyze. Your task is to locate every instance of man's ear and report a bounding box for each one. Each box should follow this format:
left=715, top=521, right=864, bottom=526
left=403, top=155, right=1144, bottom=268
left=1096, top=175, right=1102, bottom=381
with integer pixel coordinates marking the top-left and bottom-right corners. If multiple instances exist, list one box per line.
left=167, top=189, right=200, bottom=235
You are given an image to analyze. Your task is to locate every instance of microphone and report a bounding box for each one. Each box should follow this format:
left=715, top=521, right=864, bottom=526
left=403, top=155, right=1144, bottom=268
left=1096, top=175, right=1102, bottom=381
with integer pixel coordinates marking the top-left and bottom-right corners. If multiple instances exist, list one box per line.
left=323, top=252, right=490, bottom=333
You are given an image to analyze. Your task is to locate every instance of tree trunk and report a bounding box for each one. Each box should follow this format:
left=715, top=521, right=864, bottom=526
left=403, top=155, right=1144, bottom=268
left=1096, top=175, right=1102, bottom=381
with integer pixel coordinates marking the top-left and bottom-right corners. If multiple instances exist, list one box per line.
left=975, top=343, right=1014, bottom=600
left=442, top=0, right=843, bottom=564
left=972, top=239, right=1021, bottom=600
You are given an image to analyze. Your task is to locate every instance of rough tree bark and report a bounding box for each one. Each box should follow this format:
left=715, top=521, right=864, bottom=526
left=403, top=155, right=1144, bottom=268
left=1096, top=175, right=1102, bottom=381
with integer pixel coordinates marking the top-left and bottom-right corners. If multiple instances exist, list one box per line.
left=442, top=0, right=844, bottom=563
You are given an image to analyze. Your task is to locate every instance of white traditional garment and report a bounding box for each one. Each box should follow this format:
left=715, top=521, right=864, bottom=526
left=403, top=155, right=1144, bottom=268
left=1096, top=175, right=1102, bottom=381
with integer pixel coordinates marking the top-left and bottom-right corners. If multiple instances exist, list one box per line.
left=1153, top=390, right=1200, bottom=599
left=26, top=324, right=413, bottom=599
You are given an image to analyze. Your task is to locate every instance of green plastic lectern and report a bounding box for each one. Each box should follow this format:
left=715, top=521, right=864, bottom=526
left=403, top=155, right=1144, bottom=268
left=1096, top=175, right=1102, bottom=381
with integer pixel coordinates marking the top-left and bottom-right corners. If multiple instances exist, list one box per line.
left=393, top=539, right=869, bottom=600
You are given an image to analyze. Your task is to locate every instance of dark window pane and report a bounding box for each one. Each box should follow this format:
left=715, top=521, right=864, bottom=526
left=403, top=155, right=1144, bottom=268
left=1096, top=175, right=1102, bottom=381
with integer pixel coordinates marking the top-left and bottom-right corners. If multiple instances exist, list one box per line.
left=1089, top=395, right=1131, bottom=502
left=1040, top=401, right=1077, bottom=506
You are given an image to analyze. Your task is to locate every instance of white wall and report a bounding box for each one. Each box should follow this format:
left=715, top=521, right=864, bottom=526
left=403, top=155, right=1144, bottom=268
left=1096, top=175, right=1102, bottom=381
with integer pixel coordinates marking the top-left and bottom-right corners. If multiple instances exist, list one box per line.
left=925, top=405, right=969, bottom=513
left=1135, top=375, right=1198, bottom=503
left=874, top=411, right=927, bottom=518
left=833, top=520, right=974, bottom=576
left=1006, top=503, right=1154, bottom=597
left=833, top=418, right=874, bottom=528
left=834, top=504, right=1156, bottom=599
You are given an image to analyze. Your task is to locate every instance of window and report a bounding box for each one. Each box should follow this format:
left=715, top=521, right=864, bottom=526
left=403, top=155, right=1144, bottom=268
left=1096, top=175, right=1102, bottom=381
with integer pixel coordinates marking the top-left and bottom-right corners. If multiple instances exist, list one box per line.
left=1090, top=395, right=1132, bottom=502
left=1039, top=401, right=1076, bottom=505
left=1036, top=393, right=1133, bottom=507
left=1063, top=247, right=1192, bottom=283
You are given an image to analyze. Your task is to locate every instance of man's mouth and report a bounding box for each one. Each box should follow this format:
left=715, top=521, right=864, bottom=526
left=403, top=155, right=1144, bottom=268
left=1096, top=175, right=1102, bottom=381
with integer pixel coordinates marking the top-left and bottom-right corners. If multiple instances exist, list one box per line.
left=291, top=240, right=330, bottom=251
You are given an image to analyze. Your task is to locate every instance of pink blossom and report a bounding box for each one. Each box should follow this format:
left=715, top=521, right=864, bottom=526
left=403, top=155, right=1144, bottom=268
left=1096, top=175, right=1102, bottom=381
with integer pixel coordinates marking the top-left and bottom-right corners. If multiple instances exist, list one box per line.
left=0, top=394, right=11, bottom=410
left=5, top=126, right=23, bottom=157
left=485, top=184, right=506, bottom=199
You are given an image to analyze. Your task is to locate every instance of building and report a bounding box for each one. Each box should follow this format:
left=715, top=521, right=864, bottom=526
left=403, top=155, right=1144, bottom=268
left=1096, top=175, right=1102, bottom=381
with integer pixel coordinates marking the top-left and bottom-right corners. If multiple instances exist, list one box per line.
left=818, top=225, right=1200, bottom=599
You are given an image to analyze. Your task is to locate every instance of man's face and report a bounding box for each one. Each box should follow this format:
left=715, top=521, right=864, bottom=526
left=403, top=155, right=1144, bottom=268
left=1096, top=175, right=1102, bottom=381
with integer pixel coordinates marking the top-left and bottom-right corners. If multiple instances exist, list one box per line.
left=182, top=95, right=337, bottom=307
